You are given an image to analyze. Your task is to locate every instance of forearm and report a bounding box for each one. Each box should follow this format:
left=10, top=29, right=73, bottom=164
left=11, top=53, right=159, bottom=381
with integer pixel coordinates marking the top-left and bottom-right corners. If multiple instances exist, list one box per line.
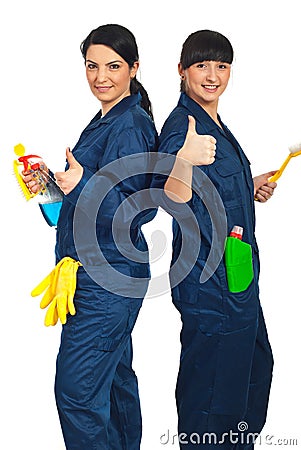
left=164, top=156, right=193, bottom=203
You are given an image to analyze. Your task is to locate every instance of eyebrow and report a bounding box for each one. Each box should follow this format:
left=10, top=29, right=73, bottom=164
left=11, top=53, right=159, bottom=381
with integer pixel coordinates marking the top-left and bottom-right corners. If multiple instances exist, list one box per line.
left=85, top=59, right=124, bottom=66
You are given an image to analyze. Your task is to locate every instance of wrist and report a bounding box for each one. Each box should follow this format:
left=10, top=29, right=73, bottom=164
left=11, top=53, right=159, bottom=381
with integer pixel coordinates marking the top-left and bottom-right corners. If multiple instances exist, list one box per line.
left=176, top=148, right=193, bottom=168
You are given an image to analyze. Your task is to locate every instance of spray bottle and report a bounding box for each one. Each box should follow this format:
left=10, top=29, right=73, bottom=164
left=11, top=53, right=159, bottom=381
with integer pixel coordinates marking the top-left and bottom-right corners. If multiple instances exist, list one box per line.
left=13, top=143, right=63, bottom=226
left=224, top=225, right=254, bottom=293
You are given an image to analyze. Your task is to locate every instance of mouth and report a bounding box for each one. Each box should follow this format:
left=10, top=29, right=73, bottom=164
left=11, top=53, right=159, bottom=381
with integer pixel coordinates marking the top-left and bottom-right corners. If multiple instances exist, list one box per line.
left=202, top=85, right=219, bottom=92
left=95, top=86, right=112, bottom=93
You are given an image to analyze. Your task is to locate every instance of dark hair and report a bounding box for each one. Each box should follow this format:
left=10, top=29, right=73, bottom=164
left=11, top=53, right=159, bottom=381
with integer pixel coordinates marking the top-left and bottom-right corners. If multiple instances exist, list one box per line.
left=81, top=24, right=153, bottom=119
left=180, top=30, right=234, bottom=92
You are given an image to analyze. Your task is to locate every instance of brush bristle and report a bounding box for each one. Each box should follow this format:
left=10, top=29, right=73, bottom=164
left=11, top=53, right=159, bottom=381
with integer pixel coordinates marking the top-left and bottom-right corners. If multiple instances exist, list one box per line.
left=13, top=160, right=36, bottom=201
left=289, top=142, right=301, bottom=153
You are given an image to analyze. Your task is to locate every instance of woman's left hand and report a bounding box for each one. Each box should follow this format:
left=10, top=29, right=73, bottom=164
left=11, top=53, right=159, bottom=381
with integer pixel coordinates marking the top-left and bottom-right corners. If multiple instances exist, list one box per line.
left=55, top=148, right=83, bottom=195
left=253, top=171, right=277, bottom=203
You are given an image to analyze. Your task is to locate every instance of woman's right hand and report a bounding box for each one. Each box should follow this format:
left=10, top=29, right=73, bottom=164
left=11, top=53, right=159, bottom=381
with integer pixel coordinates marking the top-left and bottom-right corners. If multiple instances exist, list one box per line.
left=177, top=115, right=216, bottom=166
left=22, top=162, right=48, bottom=194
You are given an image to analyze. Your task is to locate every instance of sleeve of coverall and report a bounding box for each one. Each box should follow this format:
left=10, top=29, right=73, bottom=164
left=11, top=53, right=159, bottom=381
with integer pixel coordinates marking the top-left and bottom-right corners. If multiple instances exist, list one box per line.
left=66, top=127, right=157, bottom=229
left=151, top=125, right=195, bottom=217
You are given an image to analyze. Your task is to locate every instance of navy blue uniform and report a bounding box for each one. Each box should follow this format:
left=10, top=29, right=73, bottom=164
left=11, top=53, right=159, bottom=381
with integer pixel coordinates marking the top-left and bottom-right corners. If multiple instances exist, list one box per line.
left=156, top=93, right=273, bottom=449
left=54, top=94, right=158, bottom=449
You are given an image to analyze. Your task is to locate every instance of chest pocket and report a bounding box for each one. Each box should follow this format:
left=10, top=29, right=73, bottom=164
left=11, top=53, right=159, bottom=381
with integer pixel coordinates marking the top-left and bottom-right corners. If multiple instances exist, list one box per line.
left=73, top=141, right=105, bottom=173
left=212, top=158, right=244, bottom=209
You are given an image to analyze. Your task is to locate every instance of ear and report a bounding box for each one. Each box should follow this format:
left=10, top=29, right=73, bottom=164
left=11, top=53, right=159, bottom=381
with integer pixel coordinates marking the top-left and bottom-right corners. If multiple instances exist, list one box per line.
left=130, top=61, right=139, bottom=79
left=178, top=63, right=184, bottom=78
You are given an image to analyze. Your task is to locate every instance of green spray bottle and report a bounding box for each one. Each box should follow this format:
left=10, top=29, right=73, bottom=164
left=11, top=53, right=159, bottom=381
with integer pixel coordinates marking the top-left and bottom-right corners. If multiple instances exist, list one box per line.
left=224, top=226, right=254, bottom=293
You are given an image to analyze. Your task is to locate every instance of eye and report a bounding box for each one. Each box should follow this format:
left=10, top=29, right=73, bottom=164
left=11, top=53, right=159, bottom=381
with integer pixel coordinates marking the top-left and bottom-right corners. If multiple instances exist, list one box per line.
left=109, top=63, right=121, bottom=70
left=196, top=63, right=206, bottom=69
left=218, top=63, right=230, bottom=70
left=86, top=63, right=97, bottom=70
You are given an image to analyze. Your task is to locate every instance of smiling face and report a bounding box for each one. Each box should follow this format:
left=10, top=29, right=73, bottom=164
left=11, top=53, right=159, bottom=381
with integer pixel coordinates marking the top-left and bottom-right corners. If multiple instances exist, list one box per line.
left=85, top=44, right=139, bottom=115
left=179, top=60, right=231, bottom=114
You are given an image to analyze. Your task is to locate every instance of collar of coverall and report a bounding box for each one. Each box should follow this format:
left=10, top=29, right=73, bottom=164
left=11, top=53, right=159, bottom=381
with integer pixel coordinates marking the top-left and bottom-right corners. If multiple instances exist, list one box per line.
left=85, top=93, right=142, bottom=131
left=178, top=92, right=226, bottom=136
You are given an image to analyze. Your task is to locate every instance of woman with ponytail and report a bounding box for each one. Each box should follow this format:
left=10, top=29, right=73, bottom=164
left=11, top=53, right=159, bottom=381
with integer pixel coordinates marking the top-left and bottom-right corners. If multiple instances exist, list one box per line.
left=80, top=24, right=154, bottom=120
left=25, top=24, right=158, bottom=449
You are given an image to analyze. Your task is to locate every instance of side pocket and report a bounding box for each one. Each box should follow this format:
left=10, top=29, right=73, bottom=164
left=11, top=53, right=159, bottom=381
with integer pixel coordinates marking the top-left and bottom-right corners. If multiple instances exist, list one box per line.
left=224, top=237, right=254, bottom=293
left=172, top=281, right=199, bottom=304
left=95, top=297, right=143, bottom=352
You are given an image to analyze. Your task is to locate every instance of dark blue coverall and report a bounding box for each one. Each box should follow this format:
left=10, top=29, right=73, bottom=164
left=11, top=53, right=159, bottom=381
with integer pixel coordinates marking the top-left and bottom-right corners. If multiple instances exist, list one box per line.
left=54, top=94, right=158, bottom=450
left=154, top=93, right=273, bottom=449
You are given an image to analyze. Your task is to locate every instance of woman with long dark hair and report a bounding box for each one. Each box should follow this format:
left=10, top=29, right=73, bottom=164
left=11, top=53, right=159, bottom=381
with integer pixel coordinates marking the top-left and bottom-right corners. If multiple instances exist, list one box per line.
left=24, top=24, right=157, bottom=449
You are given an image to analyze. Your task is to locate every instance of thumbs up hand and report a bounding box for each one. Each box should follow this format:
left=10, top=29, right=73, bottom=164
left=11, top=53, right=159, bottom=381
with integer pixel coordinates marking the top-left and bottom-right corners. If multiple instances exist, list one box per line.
left=178, top=115, right=216, bottom=166
left=55, top=148, right=83, bottom=195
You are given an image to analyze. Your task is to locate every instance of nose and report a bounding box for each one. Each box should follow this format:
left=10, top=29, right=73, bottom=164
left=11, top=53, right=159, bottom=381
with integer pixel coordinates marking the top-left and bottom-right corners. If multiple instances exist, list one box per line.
left=206, top=65, right=218, bottom=82
left=96, top=67, right=107, bottom=83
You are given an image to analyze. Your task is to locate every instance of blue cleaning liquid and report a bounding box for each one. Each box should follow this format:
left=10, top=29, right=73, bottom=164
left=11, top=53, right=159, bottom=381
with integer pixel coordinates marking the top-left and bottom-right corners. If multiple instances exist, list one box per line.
left=39, top=201, right=62, bottom=227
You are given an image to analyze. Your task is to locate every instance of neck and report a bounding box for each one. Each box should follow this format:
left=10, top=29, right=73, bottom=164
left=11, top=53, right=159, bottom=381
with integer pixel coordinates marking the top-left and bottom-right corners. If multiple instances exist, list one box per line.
left=201, top=101, right=222, bottom=128
left=186, top=93, right=221, bottom=127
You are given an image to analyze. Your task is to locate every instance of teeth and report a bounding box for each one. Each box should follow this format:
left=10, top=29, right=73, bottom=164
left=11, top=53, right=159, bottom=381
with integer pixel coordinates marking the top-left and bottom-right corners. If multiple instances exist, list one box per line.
left=204, top=85, right=217, bottom=89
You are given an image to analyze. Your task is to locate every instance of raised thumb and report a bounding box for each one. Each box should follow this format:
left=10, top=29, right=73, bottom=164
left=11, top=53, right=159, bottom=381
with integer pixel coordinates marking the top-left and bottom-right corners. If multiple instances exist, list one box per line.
left=187, top=115, right=197, bottom=134
left=66, top=147, right=78, bottom=167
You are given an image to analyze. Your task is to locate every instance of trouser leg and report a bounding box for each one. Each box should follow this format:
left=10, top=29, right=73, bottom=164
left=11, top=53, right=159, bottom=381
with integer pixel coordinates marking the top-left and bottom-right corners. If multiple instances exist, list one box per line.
left=55, top=293, right=143, bottom=450
left=55, top=334, right=129, bottom=449
left=234, top=307, right=273, bottom=450
left=173, top=301, right=273, bottom=450
left=109, top=337, right=142, bottom=450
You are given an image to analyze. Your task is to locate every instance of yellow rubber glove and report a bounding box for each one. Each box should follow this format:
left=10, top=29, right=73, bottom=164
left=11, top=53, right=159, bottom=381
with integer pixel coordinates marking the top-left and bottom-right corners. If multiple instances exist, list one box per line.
left=31, top=258, right=66, bottom=308
left=44, top=298, right=59, bottom=327
left=54, top=258, right=78, bottom=324
left=31, top=257, right=82, bottom=326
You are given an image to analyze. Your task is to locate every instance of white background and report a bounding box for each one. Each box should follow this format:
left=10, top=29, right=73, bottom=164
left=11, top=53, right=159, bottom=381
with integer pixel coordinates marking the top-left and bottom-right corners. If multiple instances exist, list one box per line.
left=1, top=0, right=301, bottom=448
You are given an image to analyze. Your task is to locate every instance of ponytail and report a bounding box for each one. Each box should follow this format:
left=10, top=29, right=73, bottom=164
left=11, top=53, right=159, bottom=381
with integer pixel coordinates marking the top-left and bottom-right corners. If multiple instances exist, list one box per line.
left=130, top=78, right=154, bottom=121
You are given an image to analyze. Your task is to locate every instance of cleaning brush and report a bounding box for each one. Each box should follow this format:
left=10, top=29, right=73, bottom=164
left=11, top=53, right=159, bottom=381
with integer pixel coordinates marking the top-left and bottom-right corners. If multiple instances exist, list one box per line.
left=13, top=144, right=47, bottom=200
left=13, top=144, right=36, bottom=200
left=269, top=143, right=301, bottom=182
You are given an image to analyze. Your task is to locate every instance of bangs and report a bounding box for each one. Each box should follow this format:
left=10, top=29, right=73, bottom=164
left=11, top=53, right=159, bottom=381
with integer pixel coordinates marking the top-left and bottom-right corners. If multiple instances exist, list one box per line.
left=180, top=30, right=233, bottom=69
